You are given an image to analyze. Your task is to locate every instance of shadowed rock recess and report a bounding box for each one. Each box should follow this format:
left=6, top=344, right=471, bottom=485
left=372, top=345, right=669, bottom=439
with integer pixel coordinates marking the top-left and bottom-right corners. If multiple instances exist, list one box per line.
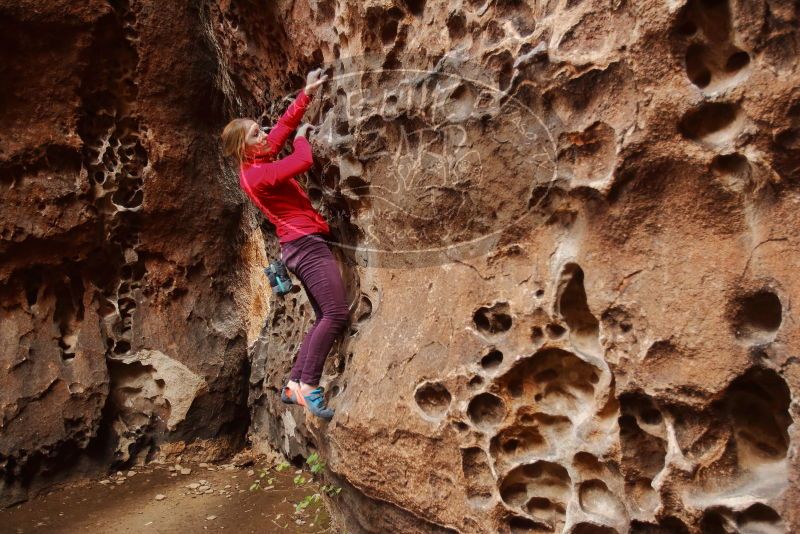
left=1, top=0, right=799, bottom=533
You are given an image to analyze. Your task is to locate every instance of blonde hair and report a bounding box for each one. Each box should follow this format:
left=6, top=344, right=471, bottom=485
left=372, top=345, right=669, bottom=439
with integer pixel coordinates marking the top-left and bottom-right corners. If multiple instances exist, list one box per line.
left=221, top=118, right=252, bottom=163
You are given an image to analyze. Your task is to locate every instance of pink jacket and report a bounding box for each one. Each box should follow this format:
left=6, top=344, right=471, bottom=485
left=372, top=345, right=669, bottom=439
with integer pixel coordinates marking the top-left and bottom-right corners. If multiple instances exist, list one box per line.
left=238, top=90, right=330, bottom=244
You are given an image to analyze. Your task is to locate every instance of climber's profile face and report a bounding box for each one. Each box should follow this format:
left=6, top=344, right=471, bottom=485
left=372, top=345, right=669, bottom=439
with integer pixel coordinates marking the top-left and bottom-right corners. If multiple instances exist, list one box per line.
left=244, top=120, right=266, bottom=146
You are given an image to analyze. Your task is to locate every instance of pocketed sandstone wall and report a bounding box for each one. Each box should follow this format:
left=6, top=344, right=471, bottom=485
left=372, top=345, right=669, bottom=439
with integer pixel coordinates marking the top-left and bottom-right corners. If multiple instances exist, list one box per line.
left=242, top=1, right=800, bottom=533
left=0, top=0, right=285, bottom=505
left=2, top=0, right=799, bottom=532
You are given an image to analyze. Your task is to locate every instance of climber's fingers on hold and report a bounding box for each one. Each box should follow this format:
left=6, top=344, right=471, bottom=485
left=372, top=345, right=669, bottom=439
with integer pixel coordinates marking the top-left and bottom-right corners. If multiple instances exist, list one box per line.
left=295, top=123, right=314, bottom=139
left=308, top=74, right=328, bottom=90
left=306, top=68, right=324, bottom=85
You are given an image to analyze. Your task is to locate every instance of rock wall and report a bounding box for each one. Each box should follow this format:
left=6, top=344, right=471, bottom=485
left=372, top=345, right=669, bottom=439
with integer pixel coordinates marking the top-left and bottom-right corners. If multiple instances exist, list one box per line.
left=2, top=0, right=799, bottom=532
left=0, top=0, right=281, bottom=505
left=240, top=0, right=800, bottom=533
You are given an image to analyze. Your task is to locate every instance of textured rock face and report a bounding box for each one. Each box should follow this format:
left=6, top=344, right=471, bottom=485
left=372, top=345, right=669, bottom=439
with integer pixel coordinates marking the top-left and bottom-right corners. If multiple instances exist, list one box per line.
left=240, top=0, right=800, bottom=533
left=2, top=0, right=799, bottom=533
left=0, top=0, right=270, bottom=504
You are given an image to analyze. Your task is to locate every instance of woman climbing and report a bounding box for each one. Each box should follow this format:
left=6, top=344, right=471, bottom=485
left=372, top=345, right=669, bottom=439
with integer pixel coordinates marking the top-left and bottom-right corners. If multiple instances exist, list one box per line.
left=220, top=68, right=347, bottom=421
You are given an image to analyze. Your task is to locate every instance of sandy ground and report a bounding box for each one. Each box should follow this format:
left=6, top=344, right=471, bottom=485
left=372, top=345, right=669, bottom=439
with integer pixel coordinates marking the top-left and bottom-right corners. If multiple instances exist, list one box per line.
left=1, top=460, right=332, bottom=534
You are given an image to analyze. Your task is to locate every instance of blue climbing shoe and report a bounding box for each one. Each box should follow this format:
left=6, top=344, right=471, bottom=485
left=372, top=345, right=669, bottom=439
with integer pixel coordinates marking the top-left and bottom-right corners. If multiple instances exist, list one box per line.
left=281, top=382, right=300, bottom=405
left=302, top=387, right=335, bottom=421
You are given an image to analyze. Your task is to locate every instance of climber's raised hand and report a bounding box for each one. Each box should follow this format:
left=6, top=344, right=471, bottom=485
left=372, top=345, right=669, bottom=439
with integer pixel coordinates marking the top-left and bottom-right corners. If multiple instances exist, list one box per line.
left=295, top=123, right=314, bottom=140
left=304, top=68, right=328, bottom=95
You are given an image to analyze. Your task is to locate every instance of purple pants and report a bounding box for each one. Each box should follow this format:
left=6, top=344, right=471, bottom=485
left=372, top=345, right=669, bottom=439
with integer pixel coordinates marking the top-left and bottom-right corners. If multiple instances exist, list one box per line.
left=281, top=233, right=349, bottom=385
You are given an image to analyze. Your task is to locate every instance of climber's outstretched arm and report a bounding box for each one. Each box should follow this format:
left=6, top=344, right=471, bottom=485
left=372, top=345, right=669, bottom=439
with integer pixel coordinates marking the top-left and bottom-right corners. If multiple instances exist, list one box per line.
left=251, top=136, right=313, bottom=191
left=265, top=90, right=311, bottom=156
left=264, top=68, right=328, bottom=157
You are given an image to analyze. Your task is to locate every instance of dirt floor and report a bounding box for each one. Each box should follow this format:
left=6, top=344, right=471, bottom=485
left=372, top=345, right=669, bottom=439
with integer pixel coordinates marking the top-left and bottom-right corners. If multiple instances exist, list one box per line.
left=1, top=459, right=332, bottom=534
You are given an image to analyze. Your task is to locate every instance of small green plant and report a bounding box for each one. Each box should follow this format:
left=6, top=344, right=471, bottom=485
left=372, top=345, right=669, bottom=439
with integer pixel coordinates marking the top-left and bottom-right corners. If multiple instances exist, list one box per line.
left=320, top=483, right=341, bottom=497
left=248, top=467, right=276, bottom=491
left=294, top=492, right=321, bottom=513
left=307, top=451, right=326, bottom=474
left=292, top=452, right=342, bottom=515
left=275, top=460, right=290, bottom=472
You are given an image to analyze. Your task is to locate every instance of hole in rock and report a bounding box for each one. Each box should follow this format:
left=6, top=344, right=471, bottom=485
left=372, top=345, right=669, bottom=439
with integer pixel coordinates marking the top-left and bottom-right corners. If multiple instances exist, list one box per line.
left=526, top=497, right=565, bottom=525
left=480, top=350, right=503, bottom=371
left=685, top=41, right=749, bottom=91
left=509, top=377, right=524, bottom=398
left=308, top=187, right=323, bottom=202
left=578, top=479, right=625, bottom=521
left=685, top=43, right=712, bottom=88
left=619, top=412, right=666, bottom=481
left=526, top=496, right=550, bottom=511
left=571, top=524, right=619, bottom=534
left=534, top=369, right=559, bottom=382
left=502, top=484, right=528, bottom=506
left=725, top=367, right=791, bottom=464
left=467, top=392, right=506, bottom=429
left=473, top=302, right=513, bottom=335
left=675, top=19, right=697, bottom=36
left=640, top=409, right=662, bottom=425
left=681, top=0, right=732, bottom=44
left=558, top=122, right=617, bottom=186
left=446, top=11, right=466, bottom=40
left=573, top=452, right=603, bottom=476
left=731, top=290, right=782, bottom=343
left=545, top=323, right=566, bottom=338
left=711, top=152, right=751, bottom=191
left=496, top=52, right=514, bottom=91
left=500, top=461, right=570, bottom=529
left=508, top=515, right=543, bottom=533
left=556, top=264, right=599, bottom=350
left=23, top=270, right=42, bottom=306
left=535, top=289, right=545, bottom=298
left=314, top=0, right=335, bottom=22
left=621, top=394, right=664, bottom=435
left=737, top=503, right=783, bottom=532
left=490, top=425, right=547, bottom=465
left=503, top=6, right=535, bottom=36
left=678, top=102, right=740, bottom=142
left=725, top=50, right=750, bottom=72
left=485, top=19, right=505, bottom=45
left=700, top=510, right=729, bottom=534
left=414, top=381, right=451, bottom=418
left=446, top=84, right=476, bottom=122
left=453, top=421, right=469, bottom=432
left=356, top=294, right=373, bottom=323
left=495, top=348, right=600, bottom=414
left=380, top=19, right=398, bottom=45
left=625, top=478, right=660, bottom=517
left=776, top=127, right=800, bottom=150
left=400, top=0, right=425, bottom=16
left=631, top=517, right=690, bottom=534
left=468, top=375, right=484, bottom=389
left=531, top=326, right=544, bottom=344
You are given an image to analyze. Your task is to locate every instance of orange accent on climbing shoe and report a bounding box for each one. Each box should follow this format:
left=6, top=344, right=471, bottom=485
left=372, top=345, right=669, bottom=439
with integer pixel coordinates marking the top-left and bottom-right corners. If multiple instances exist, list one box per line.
left=290, top=383, right=306, bottom=407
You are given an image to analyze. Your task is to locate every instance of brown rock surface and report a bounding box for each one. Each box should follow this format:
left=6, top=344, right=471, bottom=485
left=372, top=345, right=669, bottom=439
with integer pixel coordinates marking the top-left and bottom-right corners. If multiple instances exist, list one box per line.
left=2, top=0, right=799, bottom=533
left=0, top=0, right=267, bottom=505
left=241, top=1, right=800, bottom=533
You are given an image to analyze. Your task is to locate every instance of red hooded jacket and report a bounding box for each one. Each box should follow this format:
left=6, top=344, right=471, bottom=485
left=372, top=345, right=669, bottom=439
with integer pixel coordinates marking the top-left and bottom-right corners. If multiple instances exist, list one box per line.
left=238, top=89, right=330, bottom=244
